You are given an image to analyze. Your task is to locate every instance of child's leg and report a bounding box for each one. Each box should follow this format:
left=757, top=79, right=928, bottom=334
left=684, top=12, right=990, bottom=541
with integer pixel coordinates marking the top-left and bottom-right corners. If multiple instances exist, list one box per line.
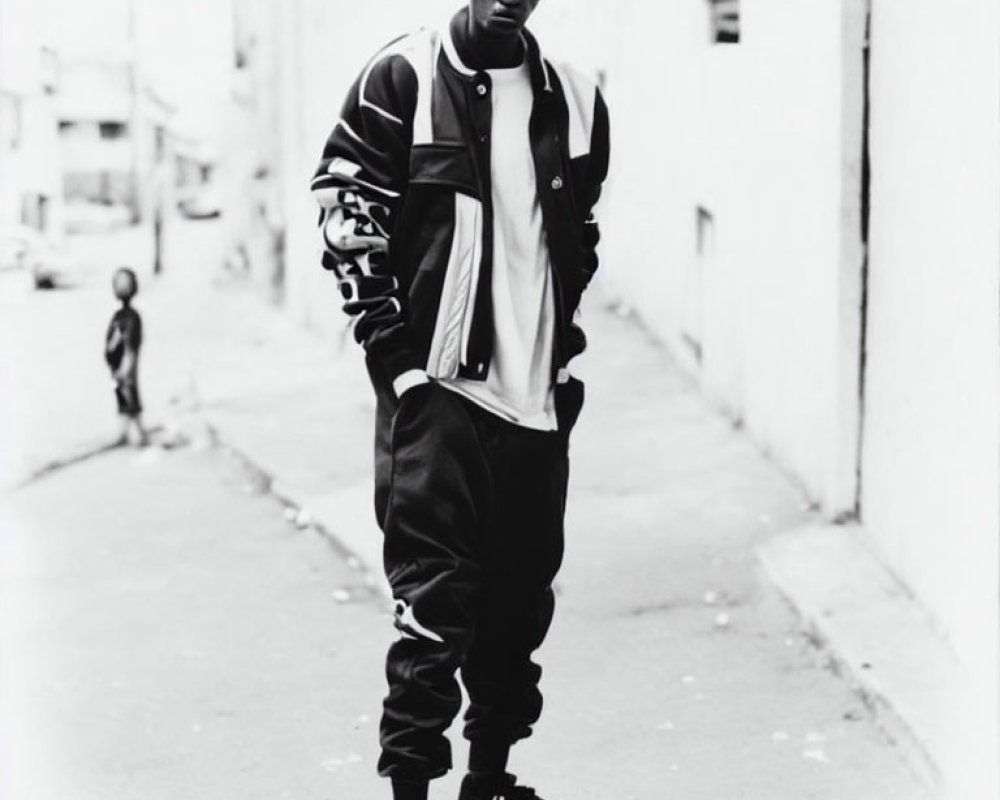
left=117, top=379, right=147, bottom=446
left=113, top=383, right=130, bottom=445
left=115, top=413, right=131, bottom=446
left=131, top=414, right=150, bottom=447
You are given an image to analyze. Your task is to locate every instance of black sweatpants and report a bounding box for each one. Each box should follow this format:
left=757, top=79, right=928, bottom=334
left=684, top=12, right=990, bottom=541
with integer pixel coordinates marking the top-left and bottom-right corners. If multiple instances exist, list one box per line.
left=114, top=378, right=142, bottom=416
left=371, top=377, right=583, bottom=780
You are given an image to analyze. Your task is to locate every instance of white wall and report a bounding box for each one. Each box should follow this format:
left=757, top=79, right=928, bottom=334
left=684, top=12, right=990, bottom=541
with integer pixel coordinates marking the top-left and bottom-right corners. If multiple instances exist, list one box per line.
left=591, top=0, right=860, bottom=512
left=862, top=0, right=1000, bottom=670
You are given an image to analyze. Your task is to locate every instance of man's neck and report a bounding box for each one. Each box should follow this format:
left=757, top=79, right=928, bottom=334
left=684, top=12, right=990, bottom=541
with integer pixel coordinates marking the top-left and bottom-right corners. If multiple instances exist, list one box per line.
left=450, top=8, right=525, bottom=70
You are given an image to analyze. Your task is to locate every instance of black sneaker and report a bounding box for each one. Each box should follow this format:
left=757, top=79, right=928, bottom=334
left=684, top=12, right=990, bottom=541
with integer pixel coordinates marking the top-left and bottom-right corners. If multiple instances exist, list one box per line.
left=458, top=772, right=546, bottom=800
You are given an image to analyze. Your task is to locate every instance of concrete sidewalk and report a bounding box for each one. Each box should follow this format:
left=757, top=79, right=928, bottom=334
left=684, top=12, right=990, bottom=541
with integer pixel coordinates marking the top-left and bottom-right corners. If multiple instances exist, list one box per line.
left=148, top=275, right=930, bottom=799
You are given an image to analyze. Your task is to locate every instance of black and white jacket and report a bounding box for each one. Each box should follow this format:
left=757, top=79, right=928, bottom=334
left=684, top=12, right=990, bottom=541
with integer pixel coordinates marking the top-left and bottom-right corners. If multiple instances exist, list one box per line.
left=311, top=22, right=610, bottom=396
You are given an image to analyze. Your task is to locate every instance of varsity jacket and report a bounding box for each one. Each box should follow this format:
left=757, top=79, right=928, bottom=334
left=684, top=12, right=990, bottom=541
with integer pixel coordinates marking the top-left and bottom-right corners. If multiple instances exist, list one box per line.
left=311, top=23, right=610, bottom=396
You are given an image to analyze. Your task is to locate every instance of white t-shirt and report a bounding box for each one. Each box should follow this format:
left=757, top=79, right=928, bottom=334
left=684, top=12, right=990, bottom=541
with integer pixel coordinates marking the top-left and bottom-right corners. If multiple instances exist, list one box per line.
left=441, top=61, right=557, bottom=431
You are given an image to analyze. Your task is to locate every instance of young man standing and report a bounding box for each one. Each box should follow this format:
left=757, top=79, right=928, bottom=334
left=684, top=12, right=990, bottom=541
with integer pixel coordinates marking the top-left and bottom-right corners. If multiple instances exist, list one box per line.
left=312, top=2, right=609, bottom=798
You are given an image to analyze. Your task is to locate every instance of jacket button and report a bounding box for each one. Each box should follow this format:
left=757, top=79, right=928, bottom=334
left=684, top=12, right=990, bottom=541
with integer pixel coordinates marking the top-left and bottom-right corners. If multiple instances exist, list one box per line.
left=476, top=83, right=488, bottom=96
left=551, top=176, right=564, bottom=190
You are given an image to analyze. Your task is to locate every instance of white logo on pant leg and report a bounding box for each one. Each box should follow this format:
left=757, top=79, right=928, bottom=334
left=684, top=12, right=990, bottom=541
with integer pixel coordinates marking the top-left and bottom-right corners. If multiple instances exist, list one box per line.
left=393, top=599, right=445, bottom=643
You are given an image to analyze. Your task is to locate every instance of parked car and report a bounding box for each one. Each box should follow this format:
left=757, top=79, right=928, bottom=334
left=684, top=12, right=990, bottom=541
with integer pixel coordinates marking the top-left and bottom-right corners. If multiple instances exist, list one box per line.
left=26, top=238, right=87, bottom=289
left=0, top=224, right=39, bottom=272
left=0, top=224, right=99, bottom=288
left=177, top=184, right=223, bottom=219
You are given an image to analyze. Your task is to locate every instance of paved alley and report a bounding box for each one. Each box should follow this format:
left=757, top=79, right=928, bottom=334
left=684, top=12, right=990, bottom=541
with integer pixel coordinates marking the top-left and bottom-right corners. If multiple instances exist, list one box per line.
left=1, top=445, right=390, bottom=800
left=0, top=254, right=932, bottom=798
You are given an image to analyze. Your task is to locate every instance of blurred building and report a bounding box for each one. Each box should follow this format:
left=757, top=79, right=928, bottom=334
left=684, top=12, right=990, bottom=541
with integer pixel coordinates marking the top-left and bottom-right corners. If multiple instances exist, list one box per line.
left=19, top=0, right=235, bottom=277
left=218, top=0, right=286, bottom=301
left=173, top=133, right=218, bottom=198
left=55, top=47, right=176, bottom=236
left=0, top=0, right=63, bottom=239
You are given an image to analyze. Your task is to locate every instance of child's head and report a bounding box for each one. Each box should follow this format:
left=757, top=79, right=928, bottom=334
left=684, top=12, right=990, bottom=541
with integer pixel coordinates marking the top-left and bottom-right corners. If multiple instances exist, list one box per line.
left=112, top=267, right=138, bottom=302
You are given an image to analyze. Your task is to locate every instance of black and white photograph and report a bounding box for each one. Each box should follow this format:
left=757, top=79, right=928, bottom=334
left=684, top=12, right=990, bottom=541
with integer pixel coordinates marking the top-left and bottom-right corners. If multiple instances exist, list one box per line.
left=0, top=1, right=997, bottom=798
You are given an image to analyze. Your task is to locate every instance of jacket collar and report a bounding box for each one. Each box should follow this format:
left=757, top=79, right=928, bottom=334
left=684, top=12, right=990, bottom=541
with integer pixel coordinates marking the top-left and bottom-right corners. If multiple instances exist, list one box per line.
left=521, top=28, right=554, bottom=95
left=439, top=18, right=553, bottom=95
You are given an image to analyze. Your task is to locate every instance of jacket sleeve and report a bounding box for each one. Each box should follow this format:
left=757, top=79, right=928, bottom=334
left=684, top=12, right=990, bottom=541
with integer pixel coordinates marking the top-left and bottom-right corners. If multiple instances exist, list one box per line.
left=311, top=50, right=421, bottom=385
left=581, top=88, right=610, bottom=291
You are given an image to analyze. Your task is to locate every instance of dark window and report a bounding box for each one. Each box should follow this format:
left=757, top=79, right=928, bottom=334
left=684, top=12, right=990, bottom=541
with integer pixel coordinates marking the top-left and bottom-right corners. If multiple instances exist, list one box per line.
left=708, top=0, right=740, bottom=44
left=99, top=121, right=129, bottom=139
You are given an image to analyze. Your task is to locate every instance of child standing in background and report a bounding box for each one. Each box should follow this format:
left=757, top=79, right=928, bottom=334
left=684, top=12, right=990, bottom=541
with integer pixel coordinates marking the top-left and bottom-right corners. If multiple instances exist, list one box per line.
left=105, top=267, right=149, bottom=447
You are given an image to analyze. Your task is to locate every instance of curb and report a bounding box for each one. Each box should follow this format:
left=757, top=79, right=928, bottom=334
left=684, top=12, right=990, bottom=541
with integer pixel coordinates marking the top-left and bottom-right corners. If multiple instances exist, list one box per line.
left=758, top=524, right=970, bottom=797
left=199, top=415, right=393, bottom=609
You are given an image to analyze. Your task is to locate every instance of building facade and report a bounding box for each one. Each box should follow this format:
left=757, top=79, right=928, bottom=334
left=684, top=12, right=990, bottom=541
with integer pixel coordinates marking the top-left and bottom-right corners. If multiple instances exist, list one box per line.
left=0, top=0, right=62, bottom=239
left=55, top=47, right=176, bottom=234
